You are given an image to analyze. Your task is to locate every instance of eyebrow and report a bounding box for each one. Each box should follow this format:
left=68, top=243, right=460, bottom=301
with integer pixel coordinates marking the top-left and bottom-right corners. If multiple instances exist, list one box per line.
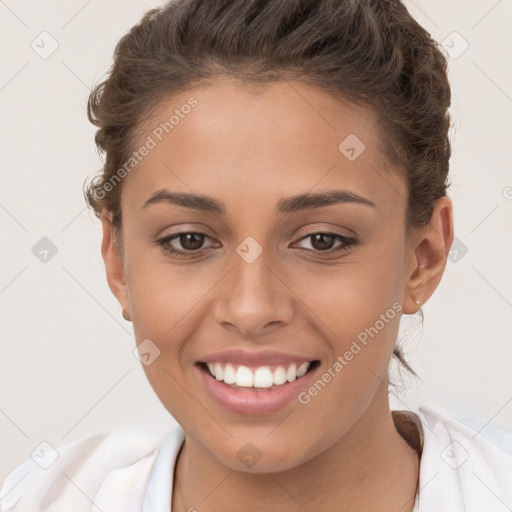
left=141, top=188, right=376, bottom=214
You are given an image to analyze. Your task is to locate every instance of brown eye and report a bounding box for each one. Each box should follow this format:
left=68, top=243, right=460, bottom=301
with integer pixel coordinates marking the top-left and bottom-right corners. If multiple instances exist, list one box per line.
left=157, top=231, right=214, bottom=257
left=295, top=232, right=358, bottom=253
left=178, top=232, right=205, bottom=251
left=310, top=233, right=336, bottom=251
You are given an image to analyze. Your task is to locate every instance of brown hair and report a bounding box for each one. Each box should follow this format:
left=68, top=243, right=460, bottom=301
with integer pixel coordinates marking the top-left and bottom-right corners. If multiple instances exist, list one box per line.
left=84, top=0, right=452, bottom=373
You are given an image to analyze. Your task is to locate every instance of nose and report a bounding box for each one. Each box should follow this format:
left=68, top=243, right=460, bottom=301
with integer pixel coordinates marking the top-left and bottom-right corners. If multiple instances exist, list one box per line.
left=212, top=248, right=294, bottom=339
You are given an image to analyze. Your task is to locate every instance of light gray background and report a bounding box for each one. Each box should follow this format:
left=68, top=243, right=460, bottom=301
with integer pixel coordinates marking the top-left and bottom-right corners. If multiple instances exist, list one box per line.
left=1, top=0, right=511, bottom=482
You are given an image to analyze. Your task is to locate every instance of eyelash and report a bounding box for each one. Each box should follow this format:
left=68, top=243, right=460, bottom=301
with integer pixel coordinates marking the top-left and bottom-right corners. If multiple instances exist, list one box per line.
left=156, top=231, right=359, bottom=258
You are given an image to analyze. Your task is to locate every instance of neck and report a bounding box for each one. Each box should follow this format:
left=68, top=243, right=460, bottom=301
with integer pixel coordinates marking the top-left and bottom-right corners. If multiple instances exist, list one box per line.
left=172, top=385, right=420, bottom=512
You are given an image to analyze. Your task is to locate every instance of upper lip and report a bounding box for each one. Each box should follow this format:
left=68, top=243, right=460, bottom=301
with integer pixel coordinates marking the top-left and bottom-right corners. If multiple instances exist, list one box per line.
left=198, top=349, right=316, bottom=367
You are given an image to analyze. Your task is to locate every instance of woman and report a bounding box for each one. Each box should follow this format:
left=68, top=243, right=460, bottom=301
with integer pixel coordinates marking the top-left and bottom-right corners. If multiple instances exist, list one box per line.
left=1, top=0, right=510, bottom=510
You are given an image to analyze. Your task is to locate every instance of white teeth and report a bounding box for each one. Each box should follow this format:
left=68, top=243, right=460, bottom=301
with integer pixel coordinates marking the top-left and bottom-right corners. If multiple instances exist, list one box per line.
left=297, top=362, right=309, bottom=377
left=214, top=363, right=224, bottom=381
left=223, top=363, right=236, bottom=384
left=235, top=365, right=254, bottom=387
left=286, top=364, right=297, bottom=382
left=254, top=367, right=273, bottom=388
left=273, top=366, right=287, bottom=385
left=205, top=361, right=312, bottom=388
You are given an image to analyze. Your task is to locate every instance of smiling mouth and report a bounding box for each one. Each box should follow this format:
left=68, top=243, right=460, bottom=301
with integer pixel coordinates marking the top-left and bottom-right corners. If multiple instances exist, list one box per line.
left=198, top=360, right=320, bottom=391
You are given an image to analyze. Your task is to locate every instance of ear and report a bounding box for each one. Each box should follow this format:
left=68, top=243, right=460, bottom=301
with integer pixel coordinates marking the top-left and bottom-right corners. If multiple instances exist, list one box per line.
left=100, top=215, right=132, bottom=322
left=402, top=196, right=454, bottom=314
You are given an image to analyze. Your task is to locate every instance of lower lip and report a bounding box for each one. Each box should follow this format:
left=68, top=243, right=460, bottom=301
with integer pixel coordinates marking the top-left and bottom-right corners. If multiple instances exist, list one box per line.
left=197, top=363, right=318, bottom=415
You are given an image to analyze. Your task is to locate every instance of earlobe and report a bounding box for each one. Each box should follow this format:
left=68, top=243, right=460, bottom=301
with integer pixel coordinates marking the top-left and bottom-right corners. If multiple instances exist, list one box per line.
left=402, top=196, right=454, bottom=314
left=100, top=216, right=131, bottom=321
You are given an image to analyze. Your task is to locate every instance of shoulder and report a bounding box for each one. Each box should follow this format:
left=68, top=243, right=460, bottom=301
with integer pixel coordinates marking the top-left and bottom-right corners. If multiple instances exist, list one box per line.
left=418, top=405, right=512, bottom=454
left=0, top=425, right=181, bottom=512
left=415, top=405, right=512, bottom=511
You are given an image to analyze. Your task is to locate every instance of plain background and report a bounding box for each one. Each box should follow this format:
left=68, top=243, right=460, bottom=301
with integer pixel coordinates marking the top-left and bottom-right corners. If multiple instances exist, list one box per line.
left=1, top=0, right=511, bottom=482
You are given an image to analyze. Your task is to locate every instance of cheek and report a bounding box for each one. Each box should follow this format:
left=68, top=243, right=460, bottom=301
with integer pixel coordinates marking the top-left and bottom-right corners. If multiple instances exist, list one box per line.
left=289, top=239, right=405, bottom=390
left=291, top=244, right=404, bottom=338
left=125, top=239, right=218, bottom=339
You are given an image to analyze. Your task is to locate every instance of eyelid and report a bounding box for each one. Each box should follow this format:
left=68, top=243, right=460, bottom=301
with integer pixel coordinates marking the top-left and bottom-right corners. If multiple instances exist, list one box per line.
left=156, top=229, right=358, bottom=259
left=156, top=229, right=216, bottom=248
left=292, top=231, right=357, bottom=250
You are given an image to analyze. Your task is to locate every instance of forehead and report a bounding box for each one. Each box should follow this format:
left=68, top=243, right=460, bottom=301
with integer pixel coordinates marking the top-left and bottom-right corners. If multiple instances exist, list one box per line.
left=123, top=77, right=406, bottom=217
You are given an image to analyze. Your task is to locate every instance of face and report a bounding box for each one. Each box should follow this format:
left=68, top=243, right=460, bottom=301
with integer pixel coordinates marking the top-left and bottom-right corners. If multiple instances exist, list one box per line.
left=102, top=76, right=450, bottom=473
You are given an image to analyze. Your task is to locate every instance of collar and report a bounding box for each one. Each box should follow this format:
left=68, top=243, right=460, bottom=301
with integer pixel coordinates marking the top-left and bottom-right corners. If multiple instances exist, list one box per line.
left=141, top=406, right=511, bottom=512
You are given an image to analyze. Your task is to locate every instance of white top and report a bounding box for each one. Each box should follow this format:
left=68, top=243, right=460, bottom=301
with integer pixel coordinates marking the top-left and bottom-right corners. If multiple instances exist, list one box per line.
left=1, top=405, right=511, bottom=511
